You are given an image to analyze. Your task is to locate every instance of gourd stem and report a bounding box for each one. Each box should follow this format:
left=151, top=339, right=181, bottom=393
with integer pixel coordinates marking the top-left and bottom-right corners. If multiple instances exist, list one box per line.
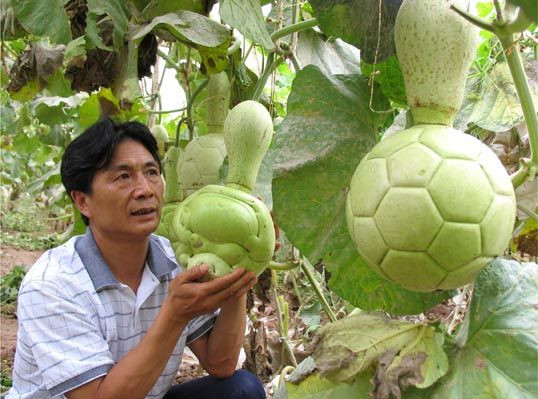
left=145, top=106, right=187, bottom=114
left=497, top=33, right=538, bottom=177
left=450, top=5, right=495, bottom=32
left=157, top=49, right=181, bottom=72
left=268, top=260, right=300, bottom=271
left=186, top=79, right=209, bottom=141
left=300, top=256, right=337, bottom=323
left=270, top=18, right=318, bottom=43
left=272, top=271, right=298, bottom=368
left=252, top=52, right=276, bottom=101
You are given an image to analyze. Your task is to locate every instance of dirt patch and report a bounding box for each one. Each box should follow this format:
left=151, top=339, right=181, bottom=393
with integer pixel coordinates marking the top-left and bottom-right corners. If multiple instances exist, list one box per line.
left=0, top=246, right=42, bottom=275
left=1, top=246, right=43, bottom=369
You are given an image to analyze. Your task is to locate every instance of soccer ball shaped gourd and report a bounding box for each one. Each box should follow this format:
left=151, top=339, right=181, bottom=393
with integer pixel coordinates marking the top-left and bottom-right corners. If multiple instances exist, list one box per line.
left=179, top=72, right=231, bottom=198
left=345, top=0, right=516, bottom=292
left=346, top=125, right=516, bottom=291
left=167, top=100, right=275, bottom=280
left=180, top=134, right=227, bottom=197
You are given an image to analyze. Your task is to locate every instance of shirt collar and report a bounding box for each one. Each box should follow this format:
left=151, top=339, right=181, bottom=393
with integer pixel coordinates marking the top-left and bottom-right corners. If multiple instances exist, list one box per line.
left=75, top=228, right=177, bottom=292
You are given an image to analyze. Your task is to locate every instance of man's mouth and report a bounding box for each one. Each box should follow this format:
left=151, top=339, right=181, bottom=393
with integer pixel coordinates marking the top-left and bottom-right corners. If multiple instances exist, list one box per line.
left=131, top=207, right=156, bottom=216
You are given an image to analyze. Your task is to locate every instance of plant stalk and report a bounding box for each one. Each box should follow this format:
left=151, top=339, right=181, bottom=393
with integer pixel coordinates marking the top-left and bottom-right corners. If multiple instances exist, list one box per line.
left=252, top=52, right=276, bottom=101
left=270, top=18, right=318, bottom=42
left=157, top=49, right=181, bottom=72
left=498, top=33, right=538, bottom=171
left=300, top=257, right=337, bottom=323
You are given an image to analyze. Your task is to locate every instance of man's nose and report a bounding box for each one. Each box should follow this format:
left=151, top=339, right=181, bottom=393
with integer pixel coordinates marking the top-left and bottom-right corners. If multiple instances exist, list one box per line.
left=133, top=174, right=154, bottom=197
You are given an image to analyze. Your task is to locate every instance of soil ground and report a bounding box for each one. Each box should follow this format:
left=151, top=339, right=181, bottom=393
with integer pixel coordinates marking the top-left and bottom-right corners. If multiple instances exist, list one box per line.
left=1, top=246, right=42, bottom=370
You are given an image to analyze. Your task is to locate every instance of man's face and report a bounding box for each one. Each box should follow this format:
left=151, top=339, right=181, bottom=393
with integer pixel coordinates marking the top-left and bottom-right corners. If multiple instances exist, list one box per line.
left=75, top=139, right=164, bottom=241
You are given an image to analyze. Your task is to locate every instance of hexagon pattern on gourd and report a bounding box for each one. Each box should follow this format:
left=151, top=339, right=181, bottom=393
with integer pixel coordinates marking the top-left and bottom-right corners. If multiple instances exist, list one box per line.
left=346, top=125, right=516, bottom=292
left=180, top=133, right=227, bottom=197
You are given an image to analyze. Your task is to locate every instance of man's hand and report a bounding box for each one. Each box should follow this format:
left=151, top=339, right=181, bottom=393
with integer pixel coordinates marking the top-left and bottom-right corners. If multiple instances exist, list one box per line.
left=163, top=265, right=257, bottom=326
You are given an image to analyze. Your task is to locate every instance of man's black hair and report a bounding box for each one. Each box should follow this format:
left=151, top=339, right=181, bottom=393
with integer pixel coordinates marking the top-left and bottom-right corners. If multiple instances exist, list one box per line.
left=61, top=117, right=162, bottom=225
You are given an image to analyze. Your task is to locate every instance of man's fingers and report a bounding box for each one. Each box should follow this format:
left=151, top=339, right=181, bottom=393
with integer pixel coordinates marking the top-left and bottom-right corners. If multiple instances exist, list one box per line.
left=203, top=267, right=246, bottom=294
left=179, top=264, right=209, bottom=282
left=208, top=270, right=257, bottom=304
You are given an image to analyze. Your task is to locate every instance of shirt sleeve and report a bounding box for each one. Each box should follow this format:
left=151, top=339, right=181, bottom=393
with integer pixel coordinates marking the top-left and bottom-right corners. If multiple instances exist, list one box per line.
left=17, top=278, right=114, bottom=396
left=185, top=312, right=218, bottom=344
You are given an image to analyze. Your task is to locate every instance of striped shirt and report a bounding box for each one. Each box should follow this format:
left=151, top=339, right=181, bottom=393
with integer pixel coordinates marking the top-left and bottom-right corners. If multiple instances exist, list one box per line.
left=6, top=229, right=216, bottom=399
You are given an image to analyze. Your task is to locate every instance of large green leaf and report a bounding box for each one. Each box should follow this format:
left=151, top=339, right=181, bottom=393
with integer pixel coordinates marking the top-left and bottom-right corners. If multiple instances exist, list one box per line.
left=134, top=11, right=229, bottom=48
left=312, top=312, right=448, bottom=390
left=309, top=0, right=403, bottom=64
left=463, top=61, right=538, bottom=133
left=12, top=0, right=71, bottom=44
left=133, top=11, right=231, bottom=74
left=507, top=0, right=538, bottom=23
left=296, top=29, right=360, bottom=75
left=272, top=65, right=452, bottom=315
left=405, top=259, right=538, bottom=399
left=138, top=0, right=207, bottom=22
left=219, top=0, right=275, bottom=51
left=87, top=0, right=130, bottom=50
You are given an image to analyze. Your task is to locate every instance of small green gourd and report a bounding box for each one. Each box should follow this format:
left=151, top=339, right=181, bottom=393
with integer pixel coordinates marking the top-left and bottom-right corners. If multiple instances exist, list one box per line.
left=166, top=100, right=275, bottom=280
left=150, top=124, right=170, bottom=158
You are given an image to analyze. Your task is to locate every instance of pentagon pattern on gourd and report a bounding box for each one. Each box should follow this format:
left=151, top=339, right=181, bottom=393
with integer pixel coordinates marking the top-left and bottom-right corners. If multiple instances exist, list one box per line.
left=346, top=125, right=516, bottom=292
left=179, top=71, right=231, bottom=198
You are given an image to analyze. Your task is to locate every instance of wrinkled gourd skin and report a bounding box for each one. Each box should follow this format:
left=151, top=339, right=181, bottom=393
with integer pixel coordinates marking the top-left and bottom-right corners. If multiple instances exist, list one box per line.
left=346, top=125, right=516, bottom=292
left=168, top=184, right=276, bottom=278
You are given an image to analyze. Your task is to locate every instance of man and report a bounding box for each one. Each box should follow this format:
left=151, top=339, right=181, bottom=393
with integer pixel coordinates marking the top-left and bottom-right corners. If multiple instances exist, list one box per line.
left=7, top=118, right=266, bottom=398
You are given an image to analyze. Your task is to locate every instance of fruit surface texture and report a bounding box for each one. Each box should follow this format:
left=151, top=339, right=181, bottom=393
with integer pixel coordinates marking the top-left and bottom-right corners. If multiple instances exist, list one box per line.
left=346, top=124, right=516, bottom=291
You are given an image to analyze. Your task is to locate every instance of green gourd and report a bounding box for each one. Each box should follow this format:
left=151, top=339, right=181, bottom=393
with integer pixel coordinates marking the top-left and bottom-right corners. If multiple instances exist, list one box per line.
left=167, top=100, right=275, bottom=279
left=156, top=145, right=183, bottom=238
left=179, top=71, right=230, bottom=198
left=150, top=124, right=170, bottom=159
left=345, top=0, right=516, bottom=292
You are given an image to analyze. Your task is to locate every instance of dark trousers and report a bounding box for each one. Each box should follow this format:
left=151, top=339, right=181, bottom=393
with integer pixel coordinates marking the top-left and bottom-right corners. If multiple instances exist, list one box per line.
left=163, top=369, right=266, bottom=399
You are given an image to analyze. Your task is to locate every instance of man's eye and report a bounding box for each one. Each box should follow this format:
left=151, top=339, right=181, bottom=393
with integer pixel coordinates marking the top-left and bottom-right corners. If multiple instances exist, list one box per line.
left=117, top=173, right=130, bottom=180
left=148, top=169, right=159, bottom=176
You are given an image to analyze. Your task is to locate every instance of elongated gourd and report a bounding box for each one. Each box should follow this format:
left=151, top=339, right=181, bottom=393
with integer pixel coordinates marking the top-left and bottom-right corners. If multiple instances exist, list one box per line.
left=167, top=100, right=275, bottom=280
left=179, top=71, right=230, bottom=197
left=345, top=0, right=516, bottom=292
left=156, top=144, right=183, bottom=238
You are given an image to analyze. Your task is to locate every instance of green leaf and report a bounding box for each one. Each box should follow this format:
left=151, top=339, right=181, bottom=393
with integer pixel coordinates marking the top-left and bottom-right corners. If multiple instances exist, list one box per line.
left=133, top=11, right=230, bottom=75
left=11, top=0, right=71, bottom=44
left=272, top=65, right=451, bottom=315
left=361, top=56, right=406, bottom=107
left=312, top=312, right=448, bottom=390
left=87, top=0, right=130, bottom=50
left=507, top=0, right=538, bottom=23
left=138, top=0, right=207, bottom=22
left=464, top=61, right=538, bottom=132
left=296, top=29, right=360, bottom=75
left=284, top=373, right=371, bottom=398
left=408, top=260, right=538, bottom=399
left=84, top=12, right=113, bottom=51
left=0, top=105, right=16, bottom=135
left=309, top=0, right=403, bottom=64
left=219, top=0, right=275, bottom=51
left=133, top=11, right=230, bottom=48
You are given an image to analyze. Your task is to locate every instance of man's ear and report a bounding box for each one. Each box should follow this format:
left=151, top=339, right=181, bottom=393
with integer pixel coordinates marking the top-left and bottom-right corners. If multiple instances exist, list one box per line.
left=71, top=191, right=91, bottom=220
